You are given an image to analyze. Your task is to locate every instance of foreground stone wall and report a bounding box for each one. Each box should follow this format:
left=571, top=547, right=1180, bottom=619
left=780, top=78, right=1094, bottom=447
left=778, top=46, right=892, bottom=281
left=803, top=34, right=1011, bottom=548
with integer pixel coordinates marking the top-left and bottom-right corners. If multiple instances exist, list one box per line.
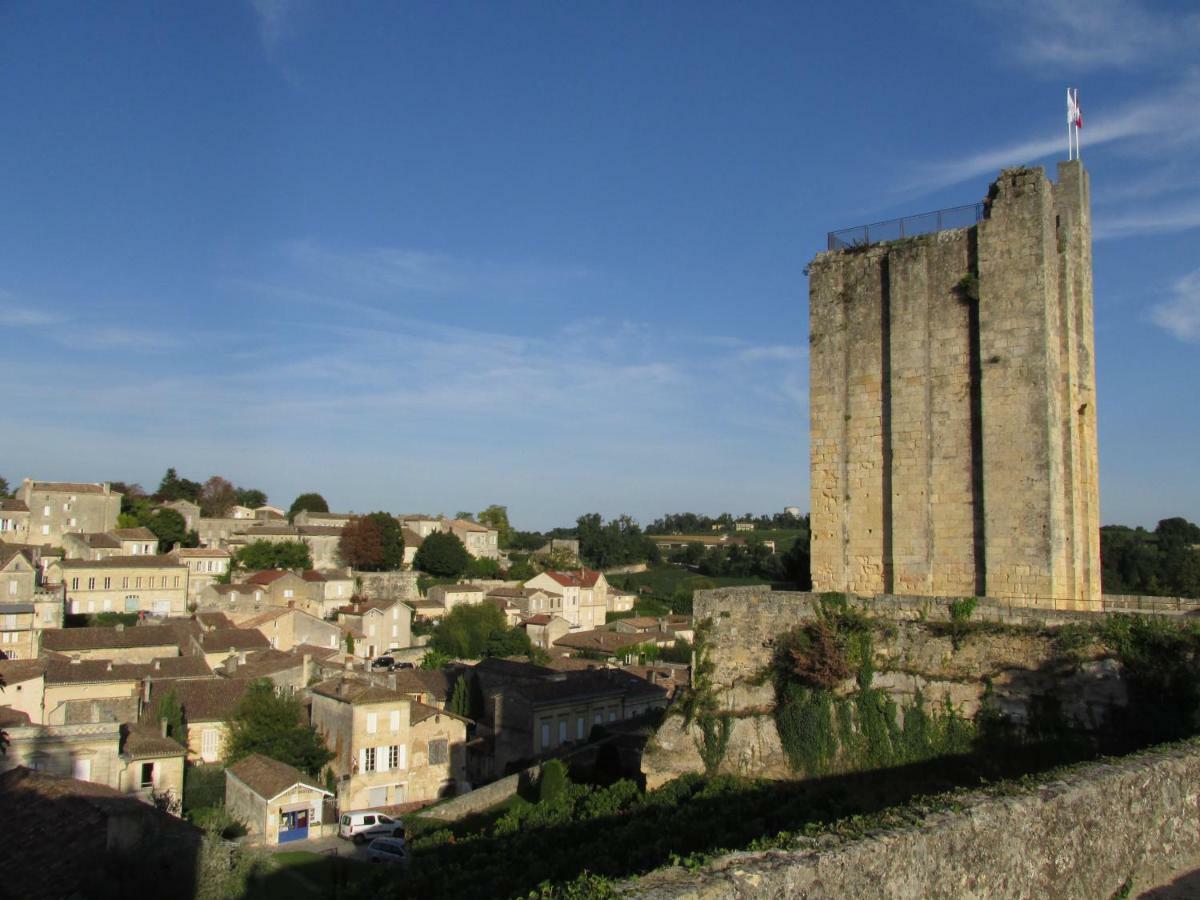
left=641, top=588, right=1128, bottom=787
left=626, top=741, right=1200, bottom=899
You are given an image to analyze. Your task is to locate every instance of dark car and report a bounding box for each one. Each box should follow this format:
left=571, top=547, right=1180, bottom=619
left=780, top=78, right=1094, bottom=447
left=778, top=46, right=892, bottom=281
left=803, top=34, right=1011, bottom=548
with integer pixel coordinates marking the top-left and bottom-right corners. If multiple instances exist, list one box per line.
left=371, top=656, right=395, bottom=670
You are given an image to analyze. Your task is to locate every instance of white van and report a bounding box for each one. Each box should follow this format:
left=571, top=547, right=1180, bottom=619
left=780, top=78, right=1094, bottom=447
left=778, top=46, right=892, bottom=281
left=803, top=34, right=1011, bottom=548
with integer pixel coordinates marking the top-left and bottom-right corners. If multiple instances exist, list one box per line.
left=339, top=810, right=404, bottom=844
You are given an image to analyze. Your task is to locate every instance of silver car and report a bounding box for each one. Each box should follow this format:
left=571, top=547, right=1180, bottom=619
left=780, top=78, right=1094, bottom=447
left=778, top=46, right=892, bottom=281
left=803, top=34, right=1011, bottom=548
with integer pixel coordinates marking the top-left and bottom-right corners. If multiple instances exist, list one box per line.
left=366, top=836, right=410, bottom=865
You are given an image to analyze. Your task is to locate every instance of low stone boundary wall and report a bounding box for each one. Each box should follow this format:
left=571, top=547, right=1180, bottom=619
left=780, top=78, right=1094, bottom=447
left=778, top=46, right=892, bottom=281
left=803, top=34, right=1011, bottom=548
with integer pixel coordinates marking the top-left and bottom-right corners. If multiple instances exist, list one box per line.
left=1103, top=593, right=1200, bottom=614
left=624, top=741, right=1200, bottom=899
left=417, top=764, right=542, bottom=822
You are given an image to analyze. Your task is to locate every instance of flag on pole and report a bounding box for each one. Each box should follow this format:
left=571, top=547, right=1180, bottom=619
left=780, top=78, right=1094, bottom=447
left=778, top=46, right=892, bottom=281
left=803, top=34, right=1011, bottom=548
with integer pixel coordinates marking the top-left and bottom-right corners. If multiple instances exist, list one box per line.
left=1068, top=89, right=1082, bottom=128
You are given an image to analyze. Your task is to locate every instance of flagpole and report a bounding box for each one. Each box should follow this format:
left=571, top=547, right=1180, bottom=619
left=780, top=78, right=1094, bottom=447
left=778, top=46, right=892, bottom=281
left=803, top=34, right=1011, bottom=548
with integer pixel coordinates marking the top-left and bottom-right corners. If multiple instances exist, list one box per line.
left=1075, top=89, right=1081, bottom=161
left=1066, top=88, right=1073, bottom=160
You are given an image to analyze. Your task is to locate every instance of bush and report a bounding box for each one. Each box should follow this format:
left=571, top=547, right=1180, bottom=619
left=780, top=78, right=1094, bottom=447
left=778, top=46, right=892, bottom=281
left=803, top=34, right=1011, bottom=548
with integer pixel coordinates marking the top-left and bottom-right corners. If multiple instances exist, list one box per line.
left=183, top=765, right=226, bottom=813
left=538, top=760, right=569, bottom=804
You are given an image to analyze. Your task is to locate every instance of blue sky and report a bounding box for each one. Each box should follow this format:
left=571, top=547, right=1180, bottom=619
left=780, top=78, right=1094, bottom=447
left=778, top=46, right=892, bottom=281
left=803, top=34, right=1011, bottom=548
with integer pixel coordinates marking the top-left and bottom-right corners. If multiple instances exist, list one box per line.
left=1, top=1, right=1196, bottom=531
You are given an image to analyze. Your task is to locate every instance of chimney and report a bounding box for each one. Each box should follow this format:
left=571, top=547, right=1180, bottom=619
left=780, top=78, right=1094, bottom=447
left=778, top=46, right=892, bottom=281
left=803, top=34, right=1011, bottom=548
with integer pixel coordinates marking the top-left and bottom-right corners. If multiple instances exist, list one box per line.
left=115, top=623, right=124, bottom=632
left=153, top=660, right=161, bottom=671
left=143, top=677, right=152, bottom=704
left=238, top=651, right=247, bottom=664
left=70, top=655, right=82, bottom=665
left=159, top=717, right=168, bottom=738
left=225, top=654, right=238, bottom=675
left=302, top=653, right=313, bottom=685
left=105, top=661, right=113, bottom=672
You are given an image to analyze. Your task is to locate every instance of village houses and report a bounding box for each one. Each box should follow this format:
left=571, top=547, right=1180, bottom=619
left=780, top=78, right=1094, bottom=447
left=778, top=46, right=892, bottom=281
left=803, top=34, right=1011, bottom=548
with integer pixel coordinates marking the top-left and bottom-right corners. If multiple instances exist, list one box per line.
left=524, top=568, right=609, bottom=630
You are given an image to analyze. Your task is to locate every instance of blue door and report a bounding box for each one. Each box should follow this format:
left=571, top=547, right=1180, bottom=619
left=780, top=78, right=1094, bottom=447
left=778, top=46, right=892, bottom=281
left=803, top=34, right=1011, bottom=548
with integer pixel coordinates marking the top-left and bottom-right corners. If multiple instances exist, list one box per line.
left=279, top=809, right=309, bottom=843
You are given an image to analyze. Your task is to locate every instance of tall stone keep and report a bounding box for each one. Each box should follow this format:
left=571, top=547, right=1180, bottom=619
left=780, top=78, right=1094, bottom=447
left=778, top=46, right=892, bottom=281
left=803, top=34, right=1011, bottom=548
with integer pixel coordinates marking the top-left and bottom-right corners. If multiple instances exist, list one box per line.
left=808, top=161, right=1100, bottom=609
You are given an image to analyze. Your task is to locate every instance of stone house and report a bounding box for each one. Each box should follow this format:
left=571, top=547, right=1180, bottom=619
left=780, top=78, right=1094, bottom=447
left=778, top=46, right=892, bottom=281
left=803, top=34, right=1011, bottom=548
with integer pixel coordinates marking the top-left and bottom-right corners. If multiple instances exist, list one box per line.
left=0, top=659, right=45, bottom=722
left=301, top=567, right=355, bottom=619
left=336, top=599, right=412, bottom=660
left=161, top=499, right=201, bottom=531
left=61, top=532, right=123, bottom=561
left=0, top=715, right=185, bottom=805
left=244, top=569, right=311, bottom=609
left=193, top=628, right=271, bottom=671
left=144, top=676, right=253, bottom=764
left=198, top=582, right=268, bottom=612
left=445, top=518, right=500, bottom=559
left=292, top=511, right=352, bottom=529
left=41, top=624, right=184, bottom=664
left=553, top=627, right=675, bottom=661
left=0, top=601, right=37, bottom=660
left=296, top=526, right=345, bottom=569
left=607, top=587, right=636, bottom=614
left=427, top=583, right=485, bottom=613
left=521, top=614, right=572, bottom=650
left=485, top=595, right=522, bottom=626
left=0, top=498, right=31, bottom=543
left=108, top=528, right=159, bottom=556
left=42, top=657, right=142, bottom=726
left=17, top=480, right=122, bottom=547
left=401, top=527, right=423, bottom=567
left=470, top=658, right=668, bottom=777
left=225, top=753, right=333, bottom=845
left=398, top=514, right=443, bottom=539
left=310, top=675, right=468, bottom=809
left=50, top=556, right=190, bottom=617
left=235, top=607, right=344, bottom=654
left=387, top=668, right=453, bottom=710
left=524, top=569, right=609, bottom=631
left=216, top=647, right=335, bottom=693
left=168, top=547, right=232, bottom=602
left=487, top=586, right=564, bottom=618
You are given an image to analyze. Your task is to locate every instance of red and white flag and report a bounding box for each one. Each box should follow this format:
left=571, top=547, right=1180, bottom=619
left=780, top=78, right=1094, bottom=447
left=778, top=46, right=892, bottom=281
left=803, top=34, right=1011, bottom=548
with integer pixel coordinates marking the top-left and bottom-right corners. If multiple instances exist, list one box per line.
left=1067, top=88, right=1082, bottom=128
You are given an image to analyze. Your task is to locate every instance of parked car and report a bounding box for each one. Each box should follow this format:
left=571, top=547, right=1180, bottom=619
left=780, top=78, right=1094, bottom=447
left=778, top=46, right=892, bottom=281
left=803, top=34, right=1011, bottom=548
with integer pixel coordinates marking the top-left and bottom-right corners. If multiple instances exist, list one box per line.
left=339, top=810, right=404, bottom=844
left=371, top=656, right=395, bottom=670
left=366, top=836, right=410, bottom=865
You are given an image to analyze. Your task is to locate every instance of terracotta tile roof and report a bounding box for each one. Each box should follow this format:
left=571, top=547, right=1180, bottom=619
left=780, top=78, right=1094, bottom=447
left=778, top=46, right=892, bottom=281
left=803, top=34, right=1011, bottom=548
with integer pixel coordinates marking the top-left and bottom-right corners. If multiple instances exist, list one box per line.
left=145, top=677, right=253, bottom=723
left=0, top=706, right=32, bottom=726
left=41, top=625, right=183, bottom=652
left=619, top=616, right=662, bottom=629
left=401, top=527, right=424, bottom=547
left=199, top=628, right=271, bottom=653
left=542, top=569, right=601, bottom=588
left=446, top=518, right=488, bottom=533
left=438, top=584, right=484, bottom=594
left=109, top=527, right=157, bottom=540
left=57, top=555, right=185, bottom=570
left=522, top=614, right=554, bottom=625
left=70, top=532, right=121, bottom=549
left=301, top=570, right=327, bottom=582
left=171, top=547, right=231, bottom=558
left=0, top=499, right=29, bottom=512
left=44, top=657, right=143, bottom=684
left=223, top=648, right=306, bottom=678
left=120, top=722, right=186, bottom=758
left=227, top=753, right=329, bottom=801
left=196, top=612, right=235, bottom=629
left=245, top=570, right=290, bottom=585
left=242, top=525, right=300, bottom=536
left=409, top=600, right=444, bottom=610
left=0, top=766, right=201, bottom=899
left=296, top=526, right=344, bottom=536
left=211, top=583, right=263, bottom=596
left=410, top=700, right=470, bottom=725
left=311, top=675, right=407, bottom=705
left=553, top=628, right=667, bottom=655
left=0, top=545, right=34, bottom=567
left=337, top=599, right=398, bottom=615
left=237, top=608, right=291, bottom=629
left=389, top=668, right=453, bottom=700
left=0, top=659, right=45, bottom=684
left=120, top=656, right=213, bottom=680
left=28, top=481, right=110, bottom=494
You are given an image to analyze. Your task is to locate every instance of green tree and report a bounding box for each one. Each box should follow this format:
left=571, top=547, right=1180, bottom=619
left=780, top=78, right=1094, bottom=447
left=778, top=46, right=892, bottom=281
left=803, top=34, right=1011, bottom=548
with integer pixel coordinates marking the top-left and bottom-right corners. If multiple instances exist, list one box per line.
left=506, top=556, right=535, bottom=581
left=538, top=759, right=569, bottom=804
left=288, top=492, right=329, bottom=522
left=448, top=674, right=471, bottom=717
left=466, top=557, right=503, bottom=578
left=156, top=467, right=202, bottom=502
left=484, top=626, right=535, bottom=659
left=224, top=679, right=333, bottom=776
left=158, top=686, right=186, bottom=744
left=430, top=604, right=507, bottom=659
left=147, top=508, right=190, bottom=552
left=0, top=476, right=10, bottom=499
left=198, top=476, right=238, bottom=518
left=234, top=540, right=312, bottom=572
left=414, top=532, right=470, bottom=577
left=234, top=487, right=268, bottom=508
left=477, top=505, right=515, bottom=548
left=420, top=648, right=452, bottom=670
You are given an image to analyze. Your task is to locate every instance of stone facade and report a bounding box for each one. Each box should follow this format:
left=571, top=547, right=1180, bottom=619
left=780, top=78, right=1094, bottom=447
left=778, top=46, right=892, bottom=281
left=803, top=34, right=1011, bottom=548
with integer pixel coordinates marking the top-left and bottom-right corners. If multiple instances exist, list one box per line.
left=17, top=481, right=122, bottom=547
left=808, top=162, right=1100, bottom=609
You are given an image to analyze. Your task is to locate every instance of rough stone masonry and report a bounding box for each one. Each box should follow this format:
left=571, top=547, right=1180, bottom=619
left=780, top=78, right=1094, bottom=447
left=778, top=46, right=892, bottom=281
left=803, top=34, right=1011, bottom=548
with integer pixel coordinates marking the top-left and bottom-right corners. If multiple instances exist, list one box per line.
left=808, top=162, right=1100, bottom=609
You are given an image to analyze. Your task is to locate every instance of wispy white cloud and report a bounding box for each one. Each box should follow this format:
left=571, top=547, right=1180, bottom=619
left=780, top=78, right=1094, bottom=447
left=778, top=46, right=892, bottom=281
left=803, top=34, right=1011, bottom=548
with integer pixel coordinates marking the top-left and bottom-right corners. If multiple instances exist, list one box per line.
left=1095, top=195, right=1200, bottom=239
left=985, top=0, right=1200, bottom=70
left=904, top=71, right=1200, bottom=195
left=1151, top=268, right=1200, bottom=343
left=282, top=240, right=594, bottom=298
left=250, top=0, right=295, bottom=53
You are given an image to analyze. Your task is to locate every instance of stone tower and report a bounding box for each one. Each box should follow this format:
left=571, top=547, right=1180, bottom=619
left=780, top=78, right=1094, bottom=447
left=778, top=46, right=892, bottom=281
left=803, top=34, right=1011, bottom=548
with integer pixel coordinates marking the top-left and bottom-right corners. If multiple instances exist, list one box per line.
left=808, top=161, right=1100, bottom=609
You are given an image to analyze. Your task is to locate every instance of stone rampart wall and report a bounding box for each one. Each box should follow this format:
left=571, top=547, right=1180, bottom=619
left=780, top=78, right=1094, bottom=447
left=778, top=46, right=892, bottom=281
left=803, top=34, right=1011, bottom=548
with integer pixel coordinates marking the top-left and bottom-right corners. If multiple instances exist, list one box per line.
left=626, top=741, right=1200, bottom=899
left=355, top=570, right=419, bottom=602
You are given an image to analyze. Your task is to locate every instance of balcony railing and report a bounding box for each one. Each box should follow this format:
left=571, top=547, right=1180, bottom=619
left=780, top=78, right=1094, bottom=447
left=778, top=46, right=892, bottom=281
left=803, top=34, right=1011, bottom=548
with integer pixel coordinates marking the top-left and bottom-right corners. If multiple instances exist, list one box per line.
left=827, top=202, right=985, bottom=252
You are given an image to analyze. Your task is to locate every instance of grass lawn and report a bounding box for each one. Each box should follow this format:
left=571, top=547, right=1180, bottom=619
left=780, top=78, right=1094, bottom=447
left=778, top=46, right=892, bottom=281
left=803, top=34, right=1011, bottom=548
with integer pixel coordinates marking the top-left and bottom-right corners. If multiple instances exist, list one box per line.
left=245, top=851, right=370, bottom=900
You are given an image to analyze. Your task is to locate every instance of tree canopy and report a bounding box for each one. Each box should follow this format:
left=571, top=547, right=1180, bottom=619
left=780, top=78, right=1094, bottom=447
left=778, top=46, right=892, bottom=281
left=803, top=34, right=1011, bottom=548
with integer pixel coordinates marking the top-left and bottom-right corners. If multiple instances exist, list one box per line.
left=575, top=513, right=660, bottom=569
left=339, top=512, right=405, bottom=571
left=146, top=508, right=193, bottom=552
left=0, top=476, right=10, bottom=499
left=198, top=476, right=238, bottom=518
left=477, top=505, right=515, bottom=548
left=155, top=467, right=202, bottom=503
left=235, top=487, right=268, bottom=508
left=234, top=540, right=313, bottom=572
left=224, top=679, right=333, bottom=775
left=288, top=492, right=329, bottom=521
left=414, top=532, right=471, bottom=577
left=1102, top=518, right=1200, bottom=599
left=430, top=604, right=537, bottom=661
